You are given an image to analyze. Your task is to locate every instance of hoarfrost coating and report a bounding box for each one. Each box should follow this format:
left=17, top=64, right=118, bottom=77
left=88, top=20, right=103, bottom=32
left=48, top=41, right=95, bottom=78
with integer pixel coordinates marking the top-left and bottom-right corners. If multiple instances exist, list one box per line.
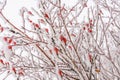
left=0, top=0, right=120, bottom=80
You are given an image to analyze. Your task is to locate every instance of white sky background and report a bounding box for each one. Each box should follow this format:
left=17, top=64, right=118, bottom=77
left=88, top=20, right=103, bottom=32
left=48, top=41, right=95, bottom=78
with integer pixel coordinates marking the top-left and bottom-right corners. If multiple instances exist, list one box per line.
left=2, top=0, right=37, bottom=26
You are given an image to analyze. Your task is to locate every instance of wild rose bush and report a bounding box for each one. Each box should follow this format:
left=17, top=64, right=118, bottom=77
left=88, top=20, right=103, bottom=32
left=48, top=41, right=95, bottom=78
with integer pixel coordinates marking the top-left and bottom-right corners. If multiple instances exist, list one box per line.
left=0, top=0, right=120, bottom=80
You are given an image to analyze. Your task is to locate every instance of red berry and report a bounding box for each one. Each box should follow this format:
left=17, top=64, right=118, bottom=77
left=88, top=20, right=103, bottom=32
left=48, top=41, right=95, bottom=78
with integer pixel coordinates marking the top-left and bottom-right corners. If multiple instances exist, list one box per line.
left=28, top=11, right=33, bottom=15
left=13, top=42, right=16, bottom=45
left=0, top=59, right=4, bottom=64
left=40, top=19, right=45, bottom=23
left=8, top=45, right=12, bottom=50
left=3, top=37, right=8, bottom=41
left=35, top=24, right=39, bottom=28
left=60, top=35, right=67, bottom=45
left=58, top=69, right=62, bottom=76
left=88, top=53, right=92, bottom=62
left=88, top=29, right=92, bottom=33
left=49, top=49, right=52, bottom=54
left=90, top=23, right=93, bottom=26
left=29, top=20, right=32, bottom=23
left=54, top=47, right=59, bottom=55
left=70, top=21, right=72, bottom=25
left=45, top=28, right=49, bottom=33
left=12, top=67, right=16, bottom=74
left=68, top=45, right=72, bottom=50
left=86, top=23, right=89, bottom=27
left=18, top=71, right=24, bottom=76
left=90, top=19, right=92, bottom=23
left=18, top=68, right=24, bottom=76
left=83, top=3, right=87, bottom=7
left=83, top=27, right=86, bottom=30
left=0, top=27, right=4, bottom=32
left=44, top=13, right=49, bottom=18
left=8, top=38, right=12, bottom=44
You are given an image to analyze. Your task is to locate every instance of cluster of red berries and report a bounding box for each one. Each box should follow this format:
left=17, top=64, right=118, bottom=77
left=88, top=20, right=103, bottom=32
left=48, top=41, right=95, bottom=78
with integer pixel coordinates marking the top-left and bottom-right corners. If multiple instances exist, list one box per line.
left=83, top=19, right=93, bottom=33
left=3, top=37, right=16, bottom=50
